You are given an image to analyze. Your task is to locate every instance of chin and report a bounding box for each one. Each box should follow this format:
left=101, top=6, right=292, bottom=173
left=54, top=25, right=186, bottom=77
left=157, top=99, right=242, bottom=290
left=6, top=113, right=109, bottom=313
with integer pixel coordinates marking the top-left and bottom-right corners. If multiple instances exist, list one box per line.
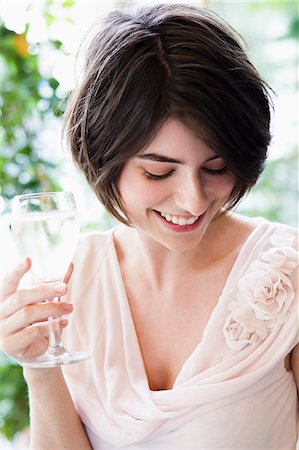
left=154, top=228, right=209, bottom=253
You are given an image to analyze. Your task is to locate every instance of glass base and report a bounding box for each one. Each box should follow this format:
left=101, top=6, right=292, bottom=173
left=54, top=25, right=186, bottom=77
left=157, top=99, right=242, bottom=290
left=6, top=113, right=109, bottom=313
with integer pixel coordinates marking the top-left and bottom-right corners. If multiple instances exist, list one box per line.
left=21, top=347, right=90, bottom=368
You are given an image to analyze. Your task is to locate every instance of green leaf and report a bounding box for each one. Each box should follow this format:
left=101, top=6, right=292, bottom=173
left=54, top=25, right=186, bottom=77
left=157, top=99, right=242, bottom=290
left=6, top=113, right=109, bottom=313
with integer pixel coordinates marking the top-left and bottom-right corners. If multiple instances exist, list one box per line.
left=61, top=0, right=75, bottom=7
left=44, top=12, right=55, bottom=27
left=52, top=39, right=63, bottom=50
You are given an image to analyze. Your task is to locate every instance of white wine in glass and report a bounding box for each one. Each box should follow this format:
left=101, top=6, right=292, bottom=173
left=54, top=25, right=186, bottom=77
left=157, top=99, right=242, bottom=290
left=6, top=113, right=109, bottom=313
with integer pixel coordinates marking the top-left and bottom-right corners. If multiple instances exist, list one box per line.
left=11, top=191, right=90, bottom=368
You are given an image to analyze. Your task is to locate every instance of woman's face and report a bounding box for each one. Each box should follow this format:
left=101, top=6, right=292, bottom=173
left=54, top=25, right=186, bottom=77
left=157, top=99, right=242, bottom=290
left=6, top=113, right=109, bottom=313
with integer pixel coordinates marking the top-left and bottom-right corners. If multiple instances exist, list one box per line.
left=117, top=119, right=235, bottom=252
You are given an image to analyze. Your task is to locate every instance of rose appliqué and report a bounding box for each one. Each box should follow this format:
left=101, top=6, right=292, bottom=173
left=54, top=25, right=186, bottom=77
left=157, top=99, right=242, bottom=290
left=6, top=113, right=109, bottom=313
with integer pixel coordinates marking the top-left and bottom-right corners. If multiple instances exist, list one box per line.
left=223, top=233, right=298, bottom=351
left=236, top=265, right=295, bottom=321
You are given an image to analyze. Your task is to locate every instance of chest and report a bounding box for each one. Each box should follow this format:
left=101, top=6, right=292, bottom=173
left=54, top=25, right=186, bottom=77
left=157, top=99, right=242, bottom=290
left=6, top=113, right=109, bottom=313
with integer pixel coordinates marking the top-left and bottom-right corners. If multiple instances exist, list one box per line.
left=124, top=263, right=232, bottom=391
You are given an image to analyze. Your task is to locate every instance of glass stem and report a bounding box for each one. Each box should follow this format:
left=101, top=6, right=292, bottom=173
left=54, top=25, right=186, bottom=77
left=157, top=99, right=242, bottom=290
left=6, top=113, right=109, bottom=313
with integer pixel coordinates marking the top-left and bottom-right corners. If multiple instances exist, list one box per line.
left=48, top=296, right=64, bottom=350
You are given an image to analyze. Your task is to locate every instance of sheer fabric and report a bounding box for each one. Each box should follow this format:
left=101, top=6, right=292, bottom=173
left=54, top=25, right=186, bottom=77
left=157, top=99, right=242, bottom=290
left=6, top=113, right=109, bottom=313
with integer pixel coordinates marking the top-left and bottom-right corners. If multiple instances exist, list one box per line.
left=62, top=218, right=298, bottom=449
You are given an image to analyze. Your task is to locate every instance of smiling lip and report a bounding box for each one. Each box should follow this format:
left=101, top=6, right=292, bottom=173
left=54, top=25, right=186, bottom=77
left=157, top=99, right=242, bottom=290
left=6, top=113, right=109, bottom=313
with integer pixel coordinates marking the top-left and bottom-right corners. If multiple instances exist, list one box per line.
left=153, top=210, right=205, bottom=233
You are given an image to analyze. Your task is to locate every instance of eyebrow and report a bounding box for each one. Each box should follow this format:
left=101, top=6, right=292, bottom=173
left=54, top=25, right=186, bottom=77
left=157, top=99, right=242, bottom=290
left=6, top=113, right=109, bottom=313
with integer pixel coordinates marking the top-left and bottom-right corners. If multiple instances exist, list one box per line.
left=137, top=153, right=221, bottom=164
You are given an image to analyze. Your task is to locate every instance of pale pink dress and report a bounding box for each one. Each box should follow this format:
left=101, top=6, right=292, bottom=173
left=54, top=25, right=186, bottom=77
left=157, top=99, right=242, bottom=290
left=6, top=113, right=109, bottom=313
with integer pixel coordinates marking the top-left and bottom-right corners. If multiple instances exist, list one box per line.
left=62, top=218, right=298, bottom=449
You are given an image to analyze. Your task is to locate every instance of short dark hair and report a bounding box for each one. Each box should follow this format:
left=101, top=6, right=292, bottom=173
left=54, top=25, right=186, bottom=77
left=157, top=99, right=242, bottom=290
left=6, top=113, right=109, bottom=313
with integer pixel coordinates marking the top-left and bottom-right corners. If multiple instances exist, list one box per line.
left=63, top=3, right=273, bottom=225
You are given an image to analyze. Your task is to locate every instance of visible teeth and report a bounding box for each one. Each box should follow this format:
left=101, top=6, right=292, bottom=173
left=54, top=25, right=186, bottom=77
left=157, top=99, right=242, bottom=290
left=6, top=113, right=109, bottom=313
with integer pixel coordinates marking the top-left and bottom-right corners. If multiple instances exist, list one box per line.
left=159, top=211, right=198, bottom=226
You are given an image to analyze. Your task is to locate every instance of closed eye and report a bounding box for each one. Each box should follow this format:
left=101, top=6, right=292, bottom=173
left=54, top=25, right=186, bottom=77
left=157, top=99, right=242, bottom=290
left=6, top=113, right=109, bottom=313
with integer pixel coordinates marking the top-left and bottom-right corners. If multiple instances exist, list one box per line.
left=144, top=170, right=174, bottom=180
left=203, top=167, right=228, bottom=176
left=144, top=167, right=228, bottom=180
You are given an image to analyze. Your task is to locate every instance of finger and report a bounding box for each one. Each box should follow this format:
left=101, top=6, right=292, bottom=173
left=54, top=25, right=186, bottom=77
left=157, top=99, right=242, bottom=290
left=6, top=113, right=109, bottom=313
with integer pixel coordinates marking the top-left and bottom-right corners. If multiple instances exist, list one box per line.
left=1, top=281, right=68, bottom=319
left=1, top=258, right=31, bottom=301
left=2, top=319, right=69, bottom=359
left=63, top=262, right=74, bottom=284
left=2, top=301, right=73, bottom=336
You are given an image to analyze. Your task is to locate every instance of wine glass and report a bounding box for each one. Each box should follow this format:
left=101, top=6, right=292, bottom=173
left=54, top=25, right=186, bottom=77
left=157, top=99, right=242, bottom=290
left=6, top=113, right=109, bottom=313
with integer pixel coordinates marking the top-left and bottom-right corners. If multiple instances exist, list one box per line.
left=11, top=191, right=90, bottom=368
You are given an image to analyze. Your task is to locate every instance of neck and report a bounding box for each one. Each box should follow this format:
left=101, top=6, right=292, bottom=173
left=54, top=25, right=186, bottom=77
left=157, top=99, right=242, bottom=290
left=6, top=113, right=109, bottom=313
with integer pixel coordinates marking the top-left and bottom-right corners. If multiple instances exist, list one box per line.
left=118, top=213, right=231, bottom=291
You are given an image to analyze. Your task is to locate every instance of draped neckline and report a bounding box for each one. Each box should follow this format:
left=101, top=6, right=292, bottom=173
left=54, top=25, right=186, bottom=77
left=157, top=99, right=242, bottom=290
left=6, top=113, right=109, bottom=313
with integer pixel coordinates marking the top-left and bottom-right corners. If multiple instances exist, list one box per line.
left=108, top=218, right=266, bottom=392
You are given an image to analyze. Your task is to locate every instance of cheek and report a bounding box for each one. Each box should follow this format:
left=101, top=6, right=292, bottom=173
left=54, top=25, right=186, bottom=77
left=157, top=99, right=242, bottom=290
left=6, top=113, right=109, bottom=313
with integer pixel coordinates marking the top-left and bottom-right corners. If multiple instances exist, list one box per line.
left=125, top=185, right=162, bottom=208
left=118, top=170, right=164, bottom=209
left=138, top=186, right=164, bottom=206
left=207, top=175, right=235, bottom=200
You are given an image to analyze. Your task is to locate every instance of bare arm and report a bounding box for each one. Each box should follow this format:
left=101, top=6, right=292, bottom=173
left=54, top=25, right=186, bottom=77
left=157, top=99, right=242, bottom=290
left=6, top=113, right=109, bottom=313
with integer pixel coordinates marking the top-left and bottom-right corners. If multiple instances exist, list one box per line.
left=24, top=368, right=92, bottom=450
left=290, top=343, right=299, bottom=393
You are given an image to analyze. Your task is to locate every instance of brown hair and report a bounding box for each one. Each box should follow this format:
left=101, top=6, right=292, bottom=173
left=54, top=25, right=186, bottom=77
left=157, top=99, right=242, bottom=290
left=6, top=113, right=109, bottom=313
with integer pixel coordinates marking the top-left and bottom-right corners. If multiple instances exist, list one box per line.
left=63, top=3, right=273, bottom=225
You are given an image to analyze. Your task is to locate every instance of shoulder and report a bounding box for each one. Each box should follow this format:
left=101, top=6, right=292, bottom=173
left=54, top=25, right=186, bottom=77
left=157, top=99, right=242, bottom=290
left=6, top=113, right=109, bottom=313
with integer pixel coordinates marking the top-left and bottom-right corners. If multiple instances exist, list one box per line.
left=232, top=215, right=298, bottom=320
left=231, top=212, right=297, bottom=232
left=232, top=213, right=298, bottom=252
left=73, top=227, right=116, bottom=266
left=62, top=227, right=119, bottom=331
left=255, top=218, right=298, bottom=268
left=224, top=215, right=298, bottom=355
left=235, top=215, right=298, bottom=288
left=265, top=218, right=298, bottom=242
left=64, top=226, right=118, bottom=301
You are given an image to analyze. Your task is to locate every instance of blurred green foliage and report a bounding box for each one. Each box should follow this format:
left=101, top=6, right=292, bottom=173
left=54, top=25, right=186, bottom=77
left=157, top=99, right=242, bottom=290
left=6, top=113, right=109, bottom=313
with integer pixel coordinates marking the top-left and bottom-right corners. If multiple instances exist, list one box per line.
left=214, top=0, right=298, bottom=226
left=0, top=4, right=72, bottom=443
left=0, top=21, right=64, bottom=206
left=238, top=148, right=298, bottom=225
left=0, top=355, right=29, bottom=440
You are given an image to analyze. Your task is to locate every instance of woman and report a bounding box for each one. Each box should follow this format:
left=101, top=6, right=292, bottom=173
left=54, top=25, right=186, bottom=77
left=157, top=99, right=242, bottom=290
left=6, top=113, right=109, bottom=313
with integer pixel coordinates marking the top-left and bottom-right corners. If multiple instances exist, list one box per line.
left=1, top=4, right=298, bottom=449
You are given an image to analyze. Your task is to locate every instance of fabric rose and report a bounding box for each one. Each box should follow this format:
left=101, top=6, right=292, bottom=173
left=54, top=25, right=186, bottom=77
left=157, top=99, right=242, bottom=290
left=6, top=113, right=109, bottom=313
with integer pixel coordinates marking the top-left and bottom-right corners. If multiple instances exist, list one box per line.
left=236, top=267, right=296, bottom=321
left=223, top=312, right=258, bottom=351
left=223, top=234, right=298, bottom=351
left=260, top=246, right=298, bottom=276
left=223, top=301, right=276, bottom=350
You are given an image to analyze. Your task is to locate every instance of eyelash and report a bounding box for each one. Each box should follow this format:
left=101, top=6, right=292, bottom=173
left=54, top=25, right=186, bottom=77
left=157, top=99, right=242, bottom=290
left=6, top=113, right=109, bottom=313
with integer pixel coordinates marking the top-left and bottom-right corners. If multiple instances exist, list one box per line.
left=144, top=167, right=228, bottom=180
left=144, top=170, right=174, bottom=180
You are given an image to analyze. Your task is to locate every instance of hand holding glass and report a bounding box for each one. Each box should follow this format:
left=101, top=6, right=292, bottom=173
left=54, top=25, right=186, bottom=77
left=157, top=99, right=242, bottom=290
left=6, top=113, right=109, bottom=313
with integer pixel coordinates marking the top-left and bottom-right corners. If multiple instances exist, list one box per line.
left=11, top=191, right=90, bottom=368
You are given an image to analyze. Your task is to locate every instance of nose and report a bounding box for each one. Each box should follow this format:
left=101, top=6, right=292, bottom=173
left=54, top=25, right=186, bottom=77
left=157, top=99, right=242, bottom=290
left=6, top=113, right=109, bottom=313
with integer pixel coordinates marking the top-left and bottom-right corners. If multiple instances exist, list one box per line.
left=173, top=173, right=208, bottom=216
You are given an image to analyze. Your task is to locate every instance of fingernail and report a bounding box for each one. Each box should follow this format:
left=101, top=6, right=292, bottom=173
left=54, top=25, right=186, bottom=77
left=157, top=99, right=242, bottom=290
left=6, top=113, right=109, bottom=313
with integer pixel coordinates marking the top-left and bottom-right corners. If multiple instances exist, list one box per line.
left=21, top=258, right=28, bottom=269
left=63, top=303, right=73, bottom=312
left=54, top=283, right=66, bottom=294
